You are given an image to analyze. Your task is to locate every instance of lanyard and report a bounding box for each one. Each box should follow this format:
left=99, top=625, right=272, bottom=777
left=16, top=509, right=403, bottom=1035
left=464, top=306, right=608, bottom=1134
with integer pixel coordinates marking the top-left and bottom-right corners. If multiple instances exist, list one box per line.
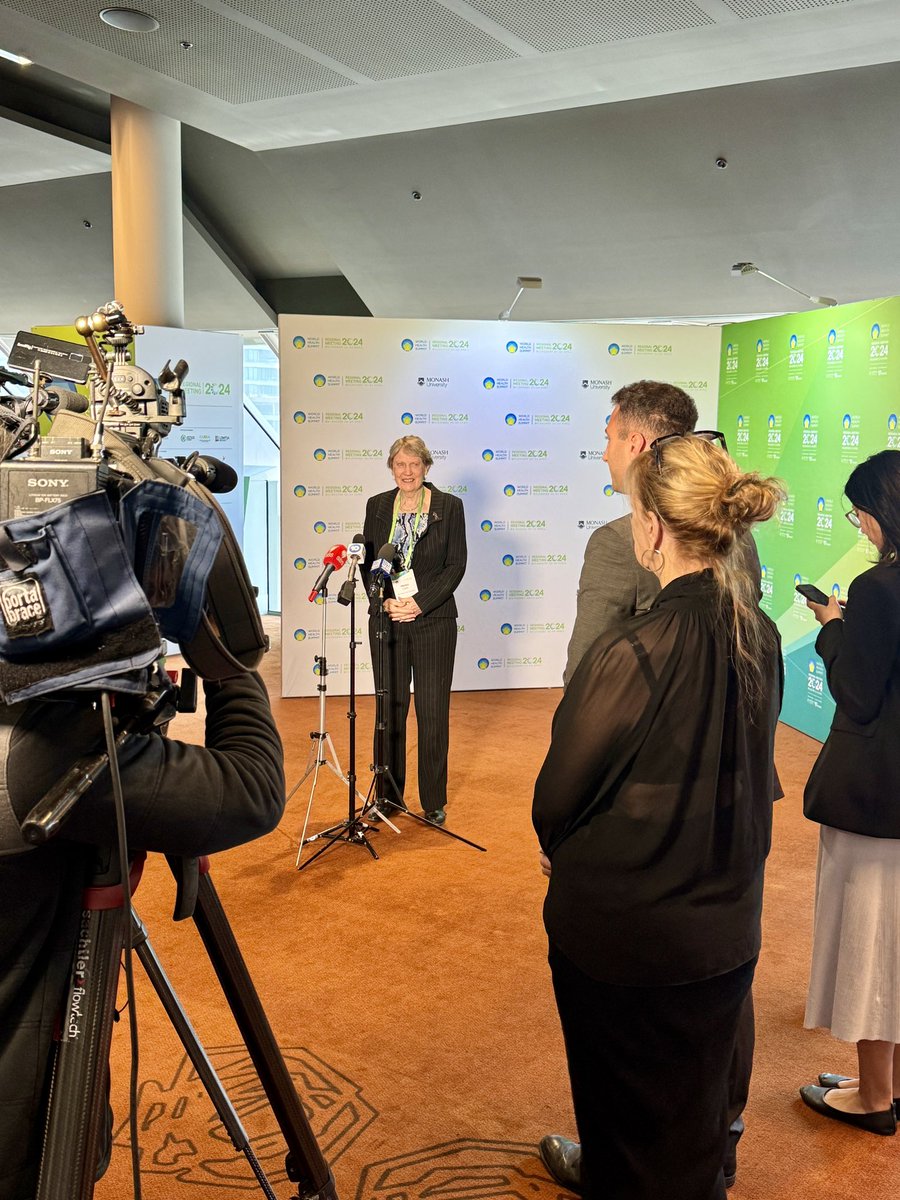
left=388, top=488, right=426, bottom=570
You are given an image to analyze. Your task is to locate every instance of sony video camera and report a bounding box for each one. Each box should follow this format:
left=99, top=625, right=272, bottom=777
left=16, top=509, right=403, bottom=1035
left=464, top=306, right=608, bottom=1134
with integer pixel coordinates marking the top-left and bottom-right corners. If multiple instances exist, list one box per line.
left=0, top=301, right=266, bottom=704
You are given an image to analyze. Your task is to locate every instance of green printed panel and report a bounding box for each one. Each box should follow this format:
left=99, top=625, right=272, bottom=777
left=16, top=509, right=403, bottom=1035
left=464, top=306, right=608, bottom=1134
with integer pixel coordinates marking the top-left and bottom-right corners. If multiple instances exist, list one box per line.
left=718, top=297, right=899, bottom=740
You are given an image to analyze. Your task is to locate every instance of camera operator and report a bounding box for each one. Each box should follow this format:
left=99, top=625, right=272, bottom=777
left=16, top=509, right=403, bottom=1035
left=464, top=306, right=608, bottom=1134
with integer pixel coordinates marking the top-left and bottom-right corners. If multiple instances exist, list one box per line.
left=0, top=669, right=285, bottom=1200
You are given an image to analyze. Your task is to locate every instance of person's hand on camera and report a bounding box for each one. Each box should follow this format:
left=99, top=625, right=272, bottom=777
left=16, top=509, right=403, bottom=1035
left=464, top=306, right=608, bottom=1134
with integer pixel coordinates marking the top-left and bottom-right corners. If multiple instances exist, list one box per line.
left=806, top=593, right=844, bottom=626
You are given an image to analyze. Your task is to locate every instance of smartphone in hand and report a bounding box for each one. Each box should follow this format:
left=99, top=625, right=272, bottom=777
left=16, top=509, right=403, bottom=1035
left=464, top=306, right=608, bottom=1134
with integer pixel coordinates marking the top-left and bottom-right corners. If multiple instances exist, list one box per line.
left=795, top=582, right=830, bottom=605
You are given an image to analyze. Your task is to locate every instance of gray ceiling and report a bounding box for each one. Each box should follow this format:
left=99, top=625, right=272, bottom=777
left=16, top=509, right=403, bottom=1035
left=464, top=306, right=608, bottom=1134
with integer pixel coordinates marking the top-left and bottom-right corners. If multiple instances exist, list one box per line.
left=0, top=0, right=898, bottom=332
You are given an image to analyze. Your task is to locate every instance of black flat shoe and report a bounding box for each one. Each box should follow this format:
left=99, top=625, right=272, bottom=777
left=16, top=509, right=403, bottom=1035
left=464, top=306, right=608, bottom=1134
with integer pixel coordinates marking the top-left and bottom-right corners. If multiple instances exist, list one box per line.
left=425, top=808, right=446, bottom=825
left=799, top=1085, right=897, bottom=1135
left=538, top=1134, right=582, bottom=1193
left=818, top=1073, right=853, bottom=1088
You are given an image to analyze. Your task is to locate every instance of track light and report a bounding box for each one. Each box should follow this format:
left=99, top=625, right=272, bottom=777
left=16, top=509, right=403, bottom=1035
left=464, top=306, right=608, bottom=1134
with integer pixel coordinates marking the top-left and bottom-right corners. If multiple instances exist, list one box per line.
left=731, top=262, right=837, bottom=308
left=499, top=276, right=542, bottom=320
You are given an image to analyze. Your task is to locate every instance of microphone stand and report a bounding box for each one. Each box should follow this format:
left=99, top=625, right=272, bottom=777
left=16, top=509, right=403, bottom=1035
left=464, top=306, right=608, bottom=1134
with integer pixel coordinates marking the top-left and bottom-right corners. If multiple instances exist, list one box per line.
left=360, top=571, right=486, bottom=855
left=290, top=583, right=367, bottom=867
left=296, top=568, right=398, bottom=870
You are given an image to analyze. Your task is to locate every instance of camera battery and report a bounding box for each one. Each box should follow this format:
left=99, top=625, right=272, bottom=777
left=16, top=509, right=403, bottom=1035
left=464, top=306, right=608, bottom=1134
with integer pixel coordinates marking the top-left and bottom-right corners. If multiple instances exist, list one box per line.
left=0, top=459, right=103, bottom=520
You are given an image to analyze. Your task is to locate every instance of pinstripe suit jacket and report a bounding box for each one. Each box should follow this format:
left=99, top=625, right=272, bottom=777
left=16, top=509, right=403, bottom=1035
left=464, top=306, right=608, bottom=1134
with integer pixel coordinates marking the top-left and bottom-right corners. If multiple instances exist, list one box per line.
left=362, top=483, right=467, bottom=619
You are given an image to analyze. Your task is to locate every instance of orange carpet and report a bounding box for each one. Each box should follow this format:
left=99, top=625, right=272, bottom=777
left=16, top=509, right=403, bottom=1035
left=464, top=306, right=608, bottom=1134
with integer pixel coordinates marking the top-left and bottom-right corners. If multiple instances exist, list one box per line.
left=92, top=625, right=897, bottom=1199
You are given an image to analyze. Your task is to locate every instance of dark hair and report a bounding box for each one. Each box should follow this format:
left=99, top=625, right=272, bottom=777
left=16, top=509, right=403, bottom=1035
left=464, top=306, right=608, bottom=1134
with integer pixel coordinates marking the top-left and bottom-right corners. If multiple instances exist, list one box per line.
left=612, top=380, right=699, bottom=440
left=845, top=449, right=900, bottom=562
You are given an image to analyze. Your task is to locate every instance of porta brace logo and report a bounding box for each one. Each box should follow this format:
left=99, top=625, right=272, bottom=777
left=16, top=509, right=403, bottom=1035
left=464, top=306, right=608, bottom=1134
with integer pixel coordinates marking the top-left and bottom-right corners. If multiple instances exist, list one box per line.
left=0, top=577, right=52, bottom=638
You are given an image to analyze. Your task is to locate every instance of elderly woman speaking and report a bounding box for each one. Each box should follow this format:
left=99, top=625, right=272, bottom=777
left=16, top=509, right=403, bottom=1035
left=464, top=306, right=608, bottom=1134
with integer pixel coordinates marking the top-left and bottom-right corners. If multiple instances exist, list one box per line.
left=361, top=435, right=466, bottom=826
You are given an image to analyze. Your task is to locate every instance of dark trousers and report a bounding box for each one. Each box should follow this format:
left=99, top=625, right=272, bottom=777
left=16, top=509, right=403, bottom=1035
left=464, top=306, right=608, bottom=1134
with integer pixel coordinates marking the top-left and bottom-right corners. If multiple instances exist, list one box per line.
left=369, top=613, right=457, bottom=812
left=725, top=990, right=754, bottom=1175
left=549, top=943, right=756, bottom=1200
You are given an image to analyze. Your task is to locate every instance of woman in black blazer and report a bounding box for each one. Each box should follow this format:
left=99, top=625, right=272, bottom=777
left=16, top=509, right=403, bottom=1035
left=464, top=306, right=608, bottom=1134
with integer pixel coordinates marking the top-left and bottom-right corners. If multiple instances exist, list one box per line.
left=800, top=450, right=900, bottom=1136
left=362, top=435, right=466, bottom=824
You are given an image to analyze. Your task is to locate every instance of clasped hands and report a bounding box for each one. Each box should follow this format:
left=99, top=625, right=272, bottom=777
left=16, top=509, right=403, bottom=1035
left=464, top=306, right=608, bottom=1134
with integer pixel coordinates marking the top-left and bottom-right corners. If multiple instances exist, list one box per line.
left=384, top=597, right=422, bottom=622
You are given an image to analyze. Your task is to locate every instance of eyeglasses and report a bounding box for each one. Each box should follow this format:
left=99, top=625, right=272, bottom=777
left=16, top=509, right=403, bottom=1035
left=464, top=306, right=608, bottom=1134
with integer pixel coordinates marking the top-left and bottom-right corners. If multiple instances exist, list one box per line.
left=845, top=507, right=863, bottom=529
left=649, top=430, right=728, bottom=471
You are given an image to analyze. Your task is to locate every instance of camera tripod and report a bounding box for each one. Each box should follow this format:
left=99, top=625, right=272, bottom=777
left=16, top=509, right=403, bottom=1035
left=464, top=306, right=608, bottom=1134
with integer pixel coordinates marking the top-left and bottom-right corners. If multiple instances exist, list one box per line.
left=36, top=849, right=335, bottom=1200
left=22, top=687, right=336, bottom=1200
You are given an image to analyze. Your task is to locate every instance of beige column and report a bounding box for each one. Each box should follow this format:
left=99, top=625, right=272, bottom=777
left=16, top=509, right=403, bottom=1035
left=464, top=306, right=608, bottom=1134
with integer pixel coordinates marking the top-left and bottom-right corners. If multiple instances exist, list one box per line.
left=110, top=96, right=185, bottom=328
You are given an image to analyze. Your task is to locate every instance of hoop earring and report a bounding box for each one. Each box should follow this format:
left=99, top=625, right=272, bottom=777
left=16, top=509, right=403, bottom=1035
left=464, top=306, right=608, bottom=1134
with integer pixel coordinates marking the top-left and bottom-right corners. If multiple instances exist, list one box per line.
left=640, top=547, right=664, bottom=576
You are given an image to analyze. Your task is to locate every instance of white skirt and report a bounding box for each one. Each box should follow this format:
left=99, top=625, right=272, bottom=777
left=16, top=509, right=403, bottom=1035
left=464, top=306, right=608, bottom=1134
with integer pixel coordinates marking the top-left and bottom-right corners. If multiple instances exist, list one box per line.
left=805, top=825, right=900, bottom=1043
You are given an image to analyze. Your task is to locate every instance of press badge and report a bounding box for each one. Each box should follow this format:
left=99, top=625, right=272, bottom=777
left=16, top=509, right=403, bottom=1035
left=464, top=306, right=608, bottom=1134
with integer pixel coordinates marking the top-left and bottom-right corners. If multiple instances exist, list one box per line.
left=392, top=568, right=418, bottom=598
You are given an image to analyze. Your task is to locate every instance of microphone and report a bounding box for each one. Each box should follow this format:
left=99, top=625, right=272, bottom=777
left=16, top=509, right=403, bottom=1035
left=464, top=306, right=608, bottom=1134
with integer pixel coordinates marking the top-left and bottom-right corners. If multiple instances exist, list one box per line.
left=308, top=543, right=348, bottom=602
left=337, top=534, right=364, bottom=606
left=44, top=387, right=90, bottom=414
left=368, top=542, right=396, bottom=597
left=179, top=453, right=239, bottom=494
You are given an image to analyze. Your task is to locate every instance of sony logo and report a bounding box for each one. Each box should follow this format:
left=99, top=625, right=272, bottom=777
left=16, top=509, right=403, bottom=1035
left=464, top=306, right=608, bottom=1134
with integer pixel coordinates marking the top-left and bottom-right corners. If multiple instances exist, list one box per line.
left=28, top=477, right=69, bottom=488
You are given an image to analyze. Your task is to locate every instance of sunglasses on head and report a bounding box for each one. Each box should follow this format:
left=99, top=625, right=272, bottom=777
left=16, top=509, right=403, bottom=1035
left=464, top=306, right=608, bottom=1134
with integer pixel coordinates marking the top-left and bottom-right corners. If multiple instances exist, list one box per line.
left=649, top=430, right=728, bottom=471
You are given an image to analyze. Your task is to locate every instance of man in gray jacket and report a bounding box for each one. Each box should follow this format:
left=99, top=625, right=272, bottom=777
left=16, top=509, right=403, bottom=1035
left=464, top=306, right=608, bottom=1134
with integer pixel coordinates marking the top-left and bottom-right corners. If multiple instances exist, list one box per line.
left=544, top=379, right=756, bottom=1192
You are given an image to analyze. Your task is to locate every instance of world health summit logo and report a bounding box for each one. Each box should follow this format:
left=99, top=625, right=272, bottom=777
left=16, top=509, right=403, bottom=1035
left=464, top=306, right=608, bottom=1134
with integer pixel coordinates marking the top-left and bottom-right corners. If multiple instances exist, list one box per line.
left=401, top=338, right=414, bottom=352
left=803, top=414, right=812, bottom=429
left=767, top=415, right=776, bottom=429
left=483, top=377, right=496, bottom=390
left=479, top=590, right=492, bottom=602
left=401, top=412, right=414, bottom=425
left=292, top=336, right=306, bottom=349
left=294, top=629, right=307, bottom=641
left=313, top=521, right=326, bottom=534
left=889, top=414, right=898, bottom=432
left=872, top=324, right=881, bottom=340
left=505, top=413, right=517, bottom=425
left=756, top=339, right=764, bottom=353
left=501, top=623, right=513, bottom=636
left=294, top=557, right=307, bottom=570
left=789, top=334, right=798, bottom=350
left=477, top=658, right=490, bottom=670
left=607, top=344, right=620, bottom=356
left=481, top=520, right=493, bottom=532
left=482, top=449, right=495, bottom=461
left=828, top=329, right=837, bottom=345
left=602, top=484, right=614, bottom=497
left=313, top=448, right=326, bottom=461
left=502, top=554, right=515, bottom=566
left=294, top=411, right=306, bottom=424
left=294, top=485, right=307, bottom=497
left=842, top=414, right=852, bottom=430
left=313, top=374, right=326, bottom=387
left=817, top=497, right=826, bottom=513
left=503, top=484, right=516, bottom=497
left=506, top=341, right=518, bottom=354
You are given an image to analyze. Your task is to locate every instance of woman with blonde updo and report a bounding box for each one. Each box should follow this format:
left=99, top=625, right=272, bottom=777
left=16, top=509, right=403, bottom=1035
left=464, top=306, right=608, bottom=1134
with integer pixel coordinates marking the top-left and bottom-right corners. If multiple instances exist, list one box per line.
left=533, top=434, right=785, bottom=1200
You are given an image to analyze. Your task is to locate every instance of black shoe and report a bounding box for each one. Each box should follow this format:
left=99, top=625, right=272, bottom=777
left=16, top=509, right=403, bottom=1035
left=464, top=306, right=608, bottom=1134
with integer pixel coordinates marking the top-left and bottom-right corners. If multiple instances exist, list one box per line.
left=538, top=1135, right=581, bottom=1193
left=818, top=1072, right=853, bottom=1088
left=799, top=1085, right=897, bottom=1135
left=425, top=807, right=446, bottom=825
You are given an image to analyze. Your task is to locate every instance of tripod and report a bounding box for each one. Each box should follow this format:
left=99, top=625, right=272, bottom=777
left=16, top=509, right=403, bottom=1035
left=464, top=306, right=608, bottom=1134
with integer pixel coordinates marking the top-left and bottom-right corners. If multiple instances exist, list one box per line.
left=297, top=570, right=399, bottom=871
left=290, top=585, right=369, bottom=866
left=36, top=848, right=336, bottom=1199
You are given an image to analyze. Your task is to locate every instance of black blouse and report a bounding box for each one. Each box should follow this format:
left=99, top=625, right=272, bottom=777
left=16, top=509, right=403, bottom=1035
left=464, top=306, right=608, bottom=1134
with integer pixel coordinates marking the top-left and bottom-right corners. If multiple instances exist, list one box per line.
left=533, top=570, right=783, bottom=987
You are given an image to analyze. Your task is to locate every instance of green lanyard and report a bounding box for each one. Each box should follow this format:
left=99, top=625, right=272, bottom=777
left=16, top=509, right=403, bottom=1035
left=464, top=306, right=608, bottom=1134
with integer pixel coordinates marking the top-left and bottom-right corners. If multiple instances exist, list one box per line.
left=388, top=488, right=426, bottom=570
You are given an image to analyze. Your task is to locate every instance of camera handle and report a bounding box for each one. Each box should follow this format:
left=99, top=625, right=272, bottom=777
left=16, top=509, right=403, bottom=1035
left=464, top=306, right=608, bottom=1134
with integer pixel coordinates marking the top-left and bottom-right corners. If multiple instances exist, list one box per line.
left=38, top=848, right=337, bottom=1200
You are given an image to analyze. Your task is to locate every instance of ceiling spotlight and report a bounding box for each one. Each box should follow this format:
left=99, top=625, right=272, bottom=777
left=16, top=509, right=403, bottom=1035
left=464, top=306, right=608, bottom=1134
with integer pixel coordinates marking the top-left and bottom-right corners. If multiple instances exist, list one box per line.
left=0, top=47, right=32, bottom=65
left=82, top=219, right=93, bottom=229
left=731, top=262, right=837, bottom=307
left=499, top=276, right=542, bottom=321
left=180, top=39, right=193, bottom=49
left=715, top=157, right=728, bottom=169
left=99, top=8, right=161, bottom=33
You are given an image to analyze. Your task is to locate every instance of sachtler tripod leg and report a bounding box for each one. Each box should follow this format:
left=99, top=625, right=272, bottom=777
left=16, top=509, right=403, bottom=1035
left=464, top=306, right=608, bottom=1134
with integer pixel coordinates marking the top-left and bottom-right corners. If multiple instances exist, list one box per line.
left=37, top=856, right=132, bottom=1200
left=130, top=911, right=280, bottom=1199
left=187, top=859, right=337, bottom=1200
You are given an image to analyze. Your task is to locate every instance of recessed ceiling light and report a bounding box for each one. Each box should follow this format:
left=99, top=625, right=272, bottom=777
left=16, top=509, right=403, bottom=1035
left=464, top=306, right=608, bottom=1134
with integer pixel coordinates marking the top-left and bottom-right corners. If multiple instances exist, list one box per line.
left=0, top=48, right=32, bottom=65
left=99, top=8, right=160, bottom=33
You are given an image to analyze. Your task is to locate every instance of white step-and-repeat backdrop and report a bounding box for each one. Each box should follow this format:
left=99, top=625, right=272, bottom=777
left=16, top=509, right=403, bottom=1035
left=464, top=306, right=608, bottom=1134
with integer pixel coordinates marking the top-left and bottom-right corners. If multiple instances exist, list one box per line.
left=280, top=316, right=720, bottom=697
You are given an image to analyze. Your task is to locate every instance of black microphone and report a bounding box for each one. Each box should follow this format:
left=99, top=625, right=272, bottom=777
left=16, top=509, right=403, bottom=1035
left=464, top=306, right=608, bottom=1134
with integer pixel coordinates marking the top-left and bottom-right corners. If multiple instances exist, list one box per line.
left=368, top=542, right=396, bottom=598
left=337, top=534, right=364, bottom=606
left=178, top=454, right=239, bottom=494
left=44, top=387, right=90, bottom=414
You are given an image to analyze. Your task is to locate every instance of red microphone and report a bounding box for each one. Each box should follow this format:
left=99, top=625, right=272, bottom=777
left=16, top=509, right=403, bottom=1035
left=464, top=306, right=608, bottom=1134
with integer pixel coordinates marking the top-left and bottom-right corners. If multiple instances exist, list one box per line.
left=308, top=543, right=348, bottom=601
